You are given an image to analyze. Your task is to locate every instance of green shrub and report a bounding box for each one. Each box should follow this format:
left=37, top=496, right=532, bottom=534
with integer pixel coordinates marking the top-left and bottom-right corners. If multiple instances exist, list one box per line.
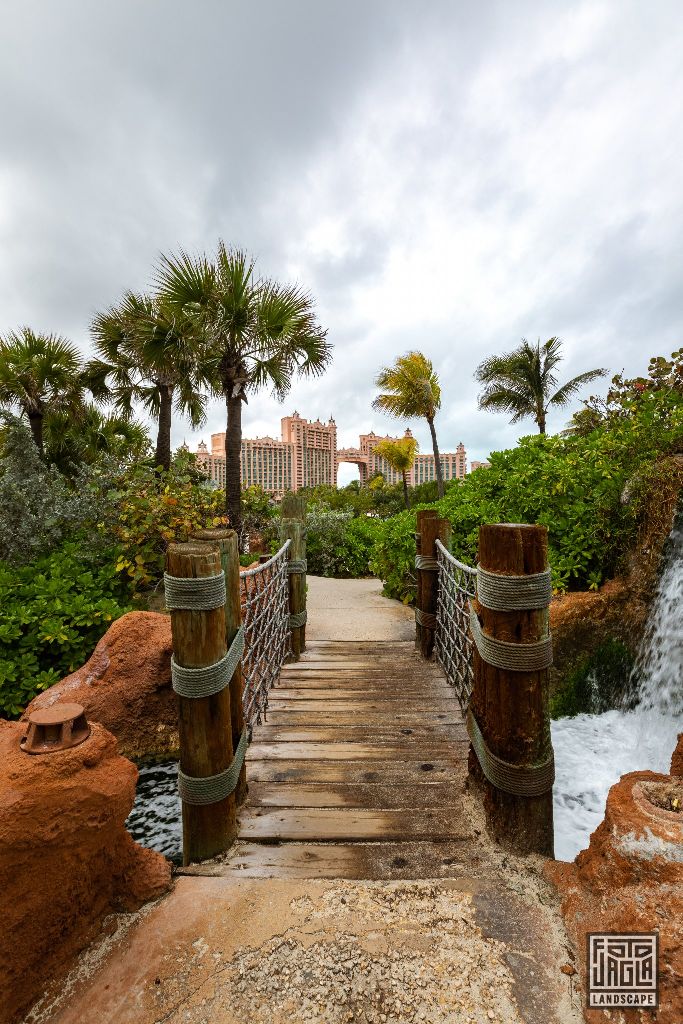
left=305, top=506, right=377, bottom=577
left=369, top=385, right=683, bottom=602
left=0, top=544, right=132, bottom=718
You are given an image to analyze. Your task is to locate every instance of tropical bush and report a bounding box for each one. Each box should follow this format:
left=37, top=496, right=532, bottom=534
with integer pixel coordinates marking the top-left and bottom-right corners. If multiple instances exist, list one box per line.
left=305, top=506, right=376, bottom=577
left=0, top=544, right=132, bottom=717
left=370, top=374, right=683, bottom=602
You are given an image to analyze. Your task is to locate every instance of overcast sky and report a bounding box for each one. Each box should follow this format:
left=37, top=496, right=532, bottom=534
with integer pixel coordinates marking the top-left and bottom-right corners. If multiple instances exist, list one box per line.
left=2, top=1, right=681, bottom=482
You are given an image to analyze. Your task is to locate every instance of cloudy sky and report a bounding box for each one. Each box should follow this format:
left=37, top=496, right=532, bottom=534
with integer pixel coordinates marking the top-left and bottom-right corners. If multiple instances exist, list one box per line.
left=2, top=1, right=681, bottom=481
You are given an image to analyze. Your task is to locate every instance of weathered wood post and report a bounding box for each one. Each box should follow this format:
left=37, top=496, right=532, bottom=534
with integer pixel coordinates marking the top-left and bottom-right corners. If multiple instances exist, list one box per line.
left=190, top=528, right=247, bottom=806
left=415, top=510, right=451, bottom=659
left=279, top=492, right=307, bottom=661
left=467, top=523, right=554, bottom=856
left=165, top=542, right=238, bottom=864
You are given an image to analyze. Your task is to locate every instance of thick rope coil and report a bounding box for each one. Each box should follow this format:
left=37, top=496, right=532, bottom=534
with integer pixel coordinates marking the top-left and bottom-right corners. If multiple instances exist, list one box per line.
left=476, top=565, right=552, bottom=611
left=469, top=603, right=553, bottom=672
left=415, top=554, right=439, bottom=571
left=164, top=571, right=226, bottom=611
left=415, top=608, right=437, bottom=629
left=289, top=609, right=307, bottom=628
left=286, top=559, right=307, bottom=575
left=177, top=728, right=248, bottom=806
left=467, top=708, right=555, bottom=796
left=171, top=627, right=244, bottom=699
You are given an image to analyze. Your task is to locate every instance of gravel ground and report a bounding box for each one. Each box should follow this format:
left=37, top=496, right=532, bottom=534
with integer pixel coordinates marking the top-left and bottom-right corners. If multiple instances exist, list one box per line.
left=223, top=882, right=521, bottom=1024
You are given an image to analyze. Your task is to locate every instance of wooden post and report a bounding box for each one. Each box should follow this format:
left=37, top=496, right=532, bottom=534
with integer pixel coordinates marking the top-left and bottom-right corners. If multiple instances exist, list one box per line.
left=468, top=523, right=554, bottom=856
left=166, top=542, right=236, bottom=864
left=190, top=528, right=247, bottom=806
left=280, top=492, right=307, bottom=661
left=415, top=509, right=437, bottom=653
left=416, top=511, right=450, bottom=659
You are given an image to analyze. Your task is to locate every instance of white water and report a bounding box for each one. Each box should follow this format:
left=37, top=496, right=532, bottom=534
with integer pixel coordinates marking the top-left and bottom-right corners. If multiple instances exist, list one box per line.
left=552, top=518, right=683, bottom=862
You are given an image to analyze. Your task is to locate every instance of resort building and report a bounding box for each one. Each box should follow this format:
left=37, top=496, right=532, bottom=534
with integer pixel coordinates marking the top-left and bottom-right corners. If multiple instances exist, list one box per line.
left=197, top=414, right=468, bottom=494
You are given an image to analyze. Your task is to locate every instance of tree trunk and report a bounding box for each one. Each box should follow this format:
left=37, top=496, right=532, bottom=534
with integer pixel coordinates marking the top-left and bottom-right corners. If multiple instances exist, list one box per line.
left=427, top=416, right=444, bottom=498
left=27, top=411, right=44, bottom=456
left=155, top=384, right=173, bottom=471
left=402, top=470, right=410, bottom=509
left=225, top=391, right=243, bottom=541
left=538, top=412, right=547, bottom=434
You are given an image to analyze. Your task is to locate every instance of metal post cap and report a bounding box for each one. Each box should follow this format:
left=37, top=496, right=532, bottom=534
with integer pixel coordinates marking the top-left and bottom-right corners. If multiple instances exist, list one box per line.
left=21, top=702, right=91, bottom=755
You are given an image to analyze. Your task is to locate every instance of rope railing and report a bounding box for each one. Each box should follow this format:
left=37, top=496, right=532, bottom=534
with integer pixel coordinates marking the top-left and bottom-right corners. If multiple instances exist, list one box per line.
left=434, top=538, right=476, bottom=711
left=239, top=539, right=292, bottom=731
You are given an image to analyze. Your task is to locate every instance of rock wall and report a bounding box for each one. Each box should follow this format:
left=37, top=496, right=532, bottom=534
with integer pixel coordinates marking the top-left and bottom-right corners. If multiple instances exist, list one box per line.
left=550, top=456, right=683, bottom=707
left=547, top=769, right=683, bottom=1022
left=0, top=719, right=171, bottom=1024
left=25, top=611, right=178, bottom=761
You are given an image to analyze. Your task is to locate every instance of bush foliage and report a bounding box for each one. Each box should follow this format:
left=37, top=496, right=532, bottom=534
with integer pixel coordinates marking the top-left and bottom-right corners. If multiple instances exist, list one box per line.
left=0, top=545, right=132, bottom=717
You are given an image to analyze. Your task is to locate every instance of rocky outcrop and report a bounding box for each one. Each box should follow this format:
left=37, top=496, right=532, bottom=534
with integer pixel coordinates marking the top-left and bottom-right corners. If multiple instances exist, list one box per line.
left=547, top=769, right=683, bottom=1022
left=0, top=718, right=171, bottom=1024
left=25, top=611, right=178, bottom=761
left=550, top=455, right=683, bottom=707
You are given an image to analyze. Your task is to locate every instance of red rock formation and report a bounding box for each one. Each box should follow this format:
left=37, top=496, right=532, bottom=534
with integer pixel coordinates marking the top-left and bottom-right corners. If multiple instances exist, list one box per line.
left=25, top=611, right=178, bottom=760
left=0, top=719, right=171, bottom=1024
left=547, top=770, right=683, bottom=1022
left=671, top=733, right=683, bottom=776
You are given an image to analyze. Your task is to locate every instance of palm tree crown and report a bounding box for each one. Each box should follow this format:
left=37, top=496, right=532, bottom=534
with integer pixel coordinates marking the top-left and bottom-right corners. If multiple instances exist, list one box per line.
left=374, top=433, right=419, bottom=509
left=0, top=328, right=84, bottom=454
left=475, top=337, right=606, bottom=434
left=155, top=242, right=331, bottom=536
left=89, top=291, right=206, bottom=471
left=373, top=351, right=445, bottom=497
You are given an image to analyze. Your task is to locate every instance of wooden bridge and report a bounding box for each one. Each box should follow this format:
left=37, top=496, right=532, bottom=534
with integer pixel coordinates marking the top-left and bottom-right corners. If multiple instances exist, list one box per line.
left=217, top=639, right=473, bottom=878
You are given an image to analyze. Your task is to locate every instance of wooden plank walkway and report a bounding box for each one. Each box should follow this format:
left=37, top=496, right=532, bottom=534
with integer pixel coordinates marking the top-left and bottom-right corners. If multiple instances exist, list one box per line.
left=208, top=639, right=474, bottom=879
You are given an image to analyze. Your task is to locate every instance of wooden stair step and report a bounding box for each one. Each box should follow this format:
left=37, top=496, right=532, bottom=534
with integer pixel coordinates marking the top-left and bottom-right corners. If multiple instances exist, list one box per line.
left=238, top=806, right=469, bottom=842
left=247, top=781, right=464, bottom=809
left=180, top=840, right=478, bottom=880
left=245, top=757, right=464, bottom=784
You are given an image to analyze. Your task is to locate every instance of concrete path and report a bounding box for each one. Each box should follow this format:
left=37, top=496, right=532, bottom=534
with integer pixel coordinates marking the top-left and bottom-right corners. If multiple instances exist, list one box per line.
left=306, top=577, right=414, bottom=642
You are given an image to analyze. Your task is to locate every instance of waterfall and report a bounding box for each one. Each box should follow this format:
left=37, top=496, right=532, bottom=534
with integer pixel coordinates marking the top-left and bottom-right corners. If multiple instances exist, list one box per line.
left=552, top=513, right=683, bottom=861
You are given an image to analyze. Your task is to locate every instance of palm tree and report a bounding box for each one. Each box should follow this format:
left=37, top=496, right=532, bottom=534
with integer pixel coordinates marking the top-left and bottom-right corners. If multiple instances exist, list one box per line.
left=88, top=291, right=207, bottom=472
left=373, top=352, right=445, bottom=497
left=44, top=403, right=150, bottom=472
left=0, top=328, right=84, bottom=455
left=475, top=337, right=606, bottom=434
left=155, top=243, right=331, bottom=538
left=374, top=434, right=419, bottom=509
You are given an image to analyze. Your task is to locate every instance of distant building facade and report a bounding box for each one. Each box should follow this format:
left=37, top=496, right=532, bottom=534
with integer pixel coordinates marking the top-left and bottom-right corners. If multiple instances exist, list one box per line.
left=470, top=460, right=491, bottom=471
left=197, top=414, right=468, bottom=495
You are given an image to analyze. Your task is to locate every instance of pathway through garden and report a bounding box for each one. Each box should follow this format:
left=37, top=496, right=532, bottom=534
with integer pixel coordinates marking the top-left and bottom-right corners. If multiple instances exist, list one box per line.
left=29, top=579, right=580, bottom=1024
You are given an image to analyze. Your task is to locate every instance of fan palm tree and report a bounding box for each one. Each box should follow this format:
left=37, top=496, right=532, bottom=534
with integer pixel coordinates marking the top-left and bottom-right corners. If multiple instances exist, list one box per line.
left=373, top=352, right=445, bottom=497
left=0, top=328, right=84, bottom=456
left=374, top=434, right=419, bottom=509
left=475, top=337, right=606, bottom=434
left=44, top=404, right=150, bottom=472
left=155, top=243, right=331, bottom=537
left=88, top=291, right=207, bottom=471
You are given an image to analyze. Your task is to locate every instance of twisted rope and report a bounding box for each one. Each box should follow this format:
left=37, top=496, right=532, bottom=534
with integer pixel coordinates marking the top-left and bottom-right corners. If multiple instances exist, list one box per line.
left=289, top=609, right=308, bottom=628
left=469, top=603, right=553, bottom=672
left=164, top=571, right=226, bottom=611
left=467, top=709, right=555, bottom=796
left=177, top=728, right=248, bottom=806
left=287, top=559, right=307, bottom=575
left=171, top=627, right=244, bottom=699
left=415, top=554, right=438, bottom=571
left=240, top=540, right=291, bottom=728
left=476, top=565, right=552, bottom=611
left=415, top=608, right=437, bottom=629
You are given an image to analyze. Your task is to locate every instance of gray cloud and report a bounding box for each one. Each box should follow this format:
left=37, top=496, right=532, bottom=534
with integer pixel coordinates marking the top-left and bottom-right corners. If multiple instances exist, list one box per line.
left=1, top=0, right=681, bottom=470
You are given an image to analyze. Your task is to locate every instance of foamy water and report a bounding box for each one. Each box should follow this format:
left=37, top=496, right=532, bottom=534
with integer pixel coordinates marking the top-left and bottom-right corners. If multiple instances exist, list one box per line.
left=552, top=518, right=683, bottom=862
